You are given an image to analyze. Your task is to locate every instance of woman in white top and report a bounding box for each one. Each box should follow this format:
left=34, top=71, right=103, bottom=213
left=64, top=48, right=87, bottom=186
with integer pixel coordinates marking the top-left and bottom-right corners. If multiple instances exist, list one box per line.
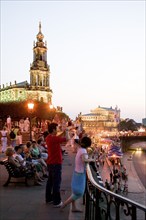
left=1, top=126, right=8, bottom=153
left=61, top=136, right=95, bottom=212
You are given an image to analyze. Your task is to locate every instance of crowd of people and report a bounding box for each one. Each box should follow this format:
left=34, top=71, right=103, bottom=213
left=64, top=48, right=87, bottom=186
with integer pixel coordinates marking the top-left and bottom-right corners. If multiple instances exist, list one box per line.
left=0, top=115, right=96, bottom=210
left=0, top=115, right=129, bottom=211
left=91, top=142, right=129, bottom=195
left=5, top=139, right=49, bottom=185
left=104, top=165, right=128, bottom=195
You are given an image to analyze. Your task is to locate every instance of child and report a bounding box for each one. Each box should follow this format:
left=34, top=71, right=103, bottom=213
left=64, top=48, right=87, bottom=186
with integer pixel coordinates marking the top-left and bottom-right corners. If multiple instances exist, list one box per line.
left=60, top=137, right=95, bottom=212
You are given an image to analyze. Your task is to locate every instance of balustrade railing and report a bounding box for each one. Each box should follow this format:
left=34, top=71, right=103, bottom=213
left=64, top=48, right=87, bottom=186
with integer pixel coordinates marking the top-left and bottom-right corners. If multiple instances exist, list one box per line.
left=84, top=163, right=146, bottom=220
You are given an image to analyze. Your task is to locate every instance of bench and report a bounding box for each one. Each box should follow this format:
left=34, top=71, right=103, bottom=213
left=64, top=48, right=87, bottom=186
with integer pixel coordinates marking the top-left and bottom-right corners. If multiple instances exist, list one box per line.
left=0, top=159, right=34, bottom=186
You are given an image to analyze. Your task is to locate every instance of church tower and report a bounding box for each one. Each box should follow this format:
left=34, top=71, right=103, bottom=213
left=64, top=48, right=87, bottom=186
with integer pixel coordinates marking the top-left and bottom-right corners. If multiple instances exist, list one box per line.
left=29, top=22, right=52, bottom=103
left=0, top=23, right=52, bottom=104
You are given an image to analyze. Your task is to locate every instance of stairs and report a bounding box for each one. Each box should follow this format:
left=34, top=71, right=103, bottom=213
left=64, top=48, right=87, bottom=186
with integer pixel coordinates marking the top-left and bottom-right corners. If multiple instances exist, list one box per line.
left=22, top=132, right=30, bottom=144
left=5, top=132, right=30, bottom=146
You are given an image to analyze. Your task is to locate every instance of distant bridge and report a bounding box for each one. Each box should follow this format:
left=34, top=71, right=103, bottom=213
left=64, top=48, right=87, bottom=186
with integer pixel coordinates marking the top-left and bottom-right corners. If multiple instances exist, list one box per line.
left=119, top=135, right=146, bottom=152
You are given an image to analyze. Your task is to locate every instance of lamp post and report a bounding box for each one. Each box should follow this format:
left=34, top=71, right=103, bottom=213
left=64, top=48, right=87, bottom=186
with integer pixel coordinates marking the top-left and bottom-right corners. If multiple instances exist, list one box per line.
left=27, top=102, right=34, bottom=141
left=49, top=104, right=54, bottom=110
left=49, top=103, right=55, bottom=122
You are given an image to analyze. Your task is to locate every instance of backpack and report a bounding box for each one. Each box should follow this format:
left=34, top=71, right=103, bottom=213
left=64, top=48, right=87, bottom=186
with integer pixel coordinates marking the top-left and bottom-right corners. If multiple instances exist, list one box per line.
left=10, top=130, right=16, bottom=139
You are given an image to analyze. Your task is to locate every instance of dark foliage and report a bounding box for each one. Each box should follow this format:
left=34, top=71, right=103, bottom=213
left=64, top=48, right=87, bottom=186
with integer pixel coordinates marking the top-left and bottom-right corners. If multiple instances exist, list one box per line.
left=117, top=118, right=140, bottom=131
left=0, top=101, right=68, bottom=123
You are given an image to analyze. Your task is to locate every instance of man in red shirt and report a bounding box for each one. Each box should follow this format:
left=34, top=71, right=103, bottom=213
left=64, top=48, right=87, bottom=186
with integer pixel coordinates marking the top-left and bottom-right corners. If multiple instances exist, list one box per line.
left=45, top=123, right=66, bottom=207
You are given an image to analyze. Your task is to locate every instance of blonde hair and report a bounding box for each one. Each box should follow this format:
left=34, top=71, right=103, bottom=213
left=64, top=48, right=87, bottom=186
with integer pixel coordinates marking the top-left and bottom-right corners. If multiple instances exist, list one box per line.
left=5, top=147, right=14, bottom=156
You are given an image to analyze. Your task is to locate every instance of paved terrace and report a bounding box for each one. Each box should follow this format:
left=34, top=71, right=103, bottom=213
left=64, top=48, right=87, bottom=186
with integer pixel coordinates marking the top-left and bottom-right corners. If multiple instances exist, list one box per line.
left=0, top=144, right=85, bottom=220
left=0, top=143, right=146, bottom=220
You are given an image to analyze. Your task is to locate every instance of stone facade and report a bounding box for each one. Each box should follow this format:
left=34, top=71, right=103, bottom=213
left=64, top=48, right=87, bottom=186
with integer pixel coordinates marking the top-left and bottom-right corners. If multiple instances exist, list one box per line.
left=79, top=106, right=120, bottom=133
left=0, top=23, right=52, bottom=104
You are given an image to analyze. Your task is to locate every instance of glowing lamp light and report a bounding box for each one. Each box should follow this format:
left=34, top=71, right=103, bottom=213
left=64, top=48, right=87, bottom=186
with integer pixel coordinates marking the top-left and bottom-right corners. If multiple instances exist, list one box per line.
left=138, top=127, right=145, bottom=132
left=28, top=102, right=34, bottom=110
left=49, top=104, right=54, bottom=109
left=27, top=102, right=34, bottom=141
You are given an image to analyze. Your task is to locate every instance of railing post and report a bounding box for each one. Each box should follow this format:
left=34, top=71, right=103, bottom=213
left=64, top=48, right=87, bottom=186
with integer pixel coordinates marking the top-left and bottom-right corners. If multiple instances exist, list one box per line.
left=95, top=188, right=101, bottom=220
left=84, top=180, right=89, bottom=220
left=85, top=163, right=146, bottom=220
left=131, top=206, right=136, bottom=220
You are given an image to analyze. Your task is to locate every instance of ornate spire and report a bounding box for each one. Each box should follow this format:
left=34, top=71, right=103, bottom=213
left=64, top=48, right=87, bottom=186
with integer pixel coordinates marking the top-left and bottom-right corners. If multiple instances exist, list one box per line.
left=39, top=21, right=41, bottom=32
left=31, top=22, right=48, bottom=70
left=36, top=22, right=44, bottom=42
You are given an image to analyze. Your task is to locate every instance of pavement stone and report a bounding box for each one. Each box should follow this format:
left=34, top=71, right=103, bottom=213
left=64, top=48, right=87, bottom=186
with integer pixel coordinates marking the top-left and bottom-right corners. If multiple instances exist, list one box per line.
left=0, top=145, right=75, bottom=220
left=0, top=144, right=145, bottom=220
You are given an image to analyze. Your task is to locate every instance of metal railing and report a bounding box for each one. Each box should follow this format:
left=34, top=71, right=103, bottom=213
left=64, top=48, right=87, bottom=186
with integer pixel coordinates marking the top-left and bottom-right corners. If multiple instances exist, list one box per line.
left=84, top=163, right=146, bottom=220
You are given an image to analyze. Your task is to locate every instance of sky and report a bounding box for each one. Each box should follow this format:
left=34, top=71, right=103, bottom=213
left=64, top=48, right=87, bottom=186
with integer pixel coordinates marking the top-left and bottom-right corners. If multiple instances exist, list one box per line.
left=0, top=0, right=145, bottom=123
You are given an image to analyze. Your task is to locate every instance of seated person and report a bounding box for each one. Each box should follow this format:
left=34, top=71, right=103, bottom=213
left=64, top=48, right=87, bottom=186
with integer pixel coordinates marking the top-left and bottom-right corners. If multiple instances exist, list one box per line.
left=31, top=141, right=47, bottom=168
left=6, top=147, right=22, bottom=169
left=5, top=147, right=42, bottom=185
left=25, top=141, right=48, bottom=178
left=37, top=139, right=48, bottom=161
left=14, top=145, right=27, bottom=166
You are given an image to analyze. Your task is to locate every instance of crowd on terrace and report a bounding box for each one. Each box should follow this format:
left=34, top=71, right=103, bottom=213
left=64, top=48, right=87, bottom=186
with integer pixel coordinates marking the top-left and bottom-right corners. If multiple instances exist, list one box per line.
left=0, top=115, right=129, bottom=195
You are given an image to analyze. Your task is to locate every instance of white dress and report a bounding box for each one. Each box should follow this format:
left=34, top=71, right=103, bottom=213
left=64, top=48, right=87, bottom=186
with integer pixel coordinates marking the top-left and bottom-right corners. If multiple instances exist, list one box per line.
left=1, top=130, right=8, bottom=153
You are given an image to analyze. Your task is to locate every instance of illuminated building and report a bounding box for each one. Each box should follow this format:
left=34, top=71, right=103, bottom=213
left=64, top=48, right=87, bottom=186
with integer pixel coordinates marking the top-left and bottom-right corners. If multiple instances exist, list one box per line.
left=79, top=105, right=120, bottom=133
left=142, top=118, right=146, bottom=126
left=0, top=23, right=52, bottom=104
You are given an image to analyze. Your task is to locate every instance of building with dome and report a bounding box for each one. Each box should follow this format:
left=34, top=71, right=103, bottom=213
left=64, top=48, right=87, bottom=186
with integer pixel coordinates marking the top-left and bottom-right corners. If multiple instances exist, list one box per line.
left=0, top=23, right=52, bottom=104
left=79, top=106, right=120, bottom=134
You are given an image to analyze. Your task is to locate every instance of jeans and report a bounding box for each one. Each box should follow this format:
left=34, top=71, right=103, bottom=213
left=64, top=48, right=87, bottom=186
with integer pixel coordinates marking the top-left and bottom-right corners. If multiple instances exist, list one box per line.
left=71, top=171, right=86, bottom=200
left=11, top=140, right=16, bottom=148
left=45, top=164, right=62, bottom=205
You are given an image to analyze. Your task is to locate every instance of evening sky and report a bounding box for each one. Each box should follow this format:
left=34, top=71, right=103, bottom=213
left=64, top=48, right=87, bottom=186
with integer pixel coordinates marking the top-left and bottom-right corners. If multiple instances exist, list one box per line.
left=1, top=1, right=145, bottom=122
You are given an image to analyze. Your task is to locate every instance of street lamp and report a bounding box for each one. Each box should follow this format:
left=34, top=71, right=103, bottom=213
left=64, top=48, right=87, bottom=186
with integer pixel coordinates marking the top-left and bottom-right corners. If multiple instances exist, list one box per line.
left=48, top=103, right=55, bottom=122
left=49, top=104, right=54, bottom=110
left=27, top=102, right=34, bottom=141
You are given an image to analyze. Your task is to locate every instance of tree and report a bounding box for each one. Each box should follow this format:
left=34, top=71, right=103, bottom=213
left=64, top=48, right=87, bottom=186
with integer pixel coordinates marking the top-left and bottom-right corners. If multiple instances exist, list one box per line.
left=0, top=101, right=69, bottom=127
left=117, top=118, right=139, bottom=131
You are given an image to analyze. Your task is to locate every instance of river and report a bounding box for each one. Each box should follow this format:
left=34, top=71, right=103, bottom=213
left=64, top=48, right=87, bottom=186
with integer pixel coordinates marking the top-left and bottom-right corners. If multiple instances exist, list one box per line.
left=130, top=141, right=146, bottom=189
